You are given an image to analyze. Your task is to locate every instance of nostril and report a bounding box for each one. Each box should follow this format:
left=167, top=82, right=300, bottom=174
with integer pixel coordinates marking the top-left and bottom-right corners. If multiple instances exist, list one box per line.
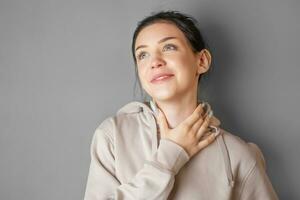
left=152, top=63, right=163, bottom=68
left=151, top=58, right=166, bottom=68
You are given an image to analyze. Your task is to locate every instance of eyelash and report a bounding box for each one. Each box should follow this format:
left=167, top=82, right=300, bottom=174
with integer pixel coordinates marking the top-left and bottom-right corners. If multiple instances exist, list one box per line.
left=137, top=44, right=178, bottom=61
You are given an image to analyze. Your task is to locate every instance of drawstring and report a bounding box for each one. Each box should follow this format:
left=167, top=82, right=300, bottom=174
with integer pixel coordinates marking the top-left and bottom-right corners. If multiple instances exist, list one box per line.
left=146, top=100, right=159, bottom=155
left=217, top=132, right=235, bottom=187
left=149, top=100, right=158, bottom=117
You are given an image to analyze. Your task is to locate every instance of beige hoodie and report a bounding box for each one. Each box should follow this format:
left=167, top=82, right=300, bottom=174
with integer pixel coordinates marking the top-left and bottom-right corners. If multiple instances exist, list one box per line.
left=84, top=101, right=279, bottom=200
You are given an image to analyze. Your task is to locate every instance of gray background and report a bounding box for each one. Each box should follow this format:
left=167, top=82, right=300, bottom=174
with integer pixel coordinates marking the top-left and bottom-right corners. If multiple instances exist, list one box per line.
left=0, top=0, right=299, bottom=199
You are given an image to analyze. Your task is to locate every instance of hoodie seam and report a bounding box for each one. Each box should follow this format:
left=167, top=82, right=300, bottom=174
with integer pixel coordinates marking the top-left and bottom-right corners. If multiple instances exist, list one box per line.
left=217, top=132, right=234, bottom=186
left=237, top=160, right=257, bottom=200
left=97, top=127, right=114, bottom=148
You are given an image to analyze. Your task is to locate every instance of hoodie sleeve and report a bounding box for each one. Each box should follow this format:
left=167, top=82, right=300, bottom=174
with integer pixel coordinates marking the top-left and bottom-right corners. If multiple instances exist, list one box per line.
left=239, top=143, right=279, bottom=200
left=84, top=127, right=190, bottom=200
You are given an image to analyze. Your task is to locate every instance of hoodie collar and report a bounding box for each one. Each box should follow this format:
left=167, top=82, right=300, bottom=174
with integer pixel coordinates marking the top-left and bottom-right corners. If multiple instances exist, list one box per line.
left=117, top=100, right=205, bottom=116
left=117, top=101, right=155, bottom=115
left=116, top=100, right=235, bottom=187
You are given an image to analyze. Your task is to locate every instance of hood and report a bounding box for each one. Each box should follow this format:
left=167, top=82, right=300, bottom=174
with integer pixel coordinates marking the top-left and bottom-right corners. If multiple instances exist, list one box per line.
left=117, top=101, right=155, bottom=115
left=116, top=100, right=235, bottom=187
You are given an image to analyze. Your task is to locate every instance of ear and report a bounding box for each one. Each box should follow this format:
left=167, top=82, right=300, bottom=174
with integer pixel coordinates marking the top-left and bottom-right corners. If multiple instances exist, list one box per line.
left=196, top=49, right=212, bottom=75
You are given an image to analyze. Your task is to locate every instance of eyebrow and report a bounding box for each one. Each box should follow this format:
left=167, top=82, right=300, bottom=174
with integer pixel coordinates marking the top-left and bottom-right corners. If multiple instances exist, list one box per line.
left=135, top=36, right=178, bottom=52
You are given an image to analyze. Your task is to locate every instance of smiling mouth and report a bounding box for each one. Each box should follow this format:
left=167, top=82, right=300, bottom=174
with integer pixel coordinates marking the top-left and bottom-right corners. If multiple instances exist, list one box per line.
left=151, top=75, right=174, bottom=83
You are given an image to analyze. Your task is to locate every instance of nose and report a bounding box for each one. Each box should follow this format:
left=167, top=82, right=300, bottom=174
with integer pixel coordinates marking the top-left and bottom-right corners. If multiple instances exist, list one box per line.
left=150, top=54, right=166, bottom=69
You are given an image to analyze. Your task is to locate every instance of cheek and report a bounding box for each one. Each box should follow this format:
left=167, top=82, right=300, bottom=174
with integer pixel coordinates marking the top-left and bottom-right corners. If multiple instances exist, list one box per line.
left=167, top=50, right=192, bottom=65
left=137, top=68, right=148, bottom=88
left=168, top=55, right=195, bottom=74
left=169, top=58, right=197, bottom=85
left=137, top=69, right=144, bottom=83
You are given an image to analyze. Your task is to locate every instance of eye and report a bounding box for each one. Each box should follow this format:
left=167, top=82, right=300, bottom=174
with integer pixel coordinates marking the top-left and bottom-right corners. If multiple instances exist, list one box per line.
left=137, top=51, right=149, bottom=61
left=163, top=44, right=177, bottom=51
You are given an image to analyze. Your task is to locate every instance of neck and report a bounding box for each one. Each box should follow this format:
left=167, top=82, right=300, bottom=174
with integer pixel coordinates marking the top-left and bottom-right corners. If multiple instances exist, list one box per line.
left=153, top=91, right=200, bottom=129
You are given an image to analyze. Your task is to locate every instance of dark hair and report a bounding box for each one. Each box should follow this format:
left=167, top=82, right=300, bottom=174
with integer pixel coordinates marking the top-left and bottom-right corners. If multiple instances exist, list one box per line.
left=131, top=10, right=209, bottom=100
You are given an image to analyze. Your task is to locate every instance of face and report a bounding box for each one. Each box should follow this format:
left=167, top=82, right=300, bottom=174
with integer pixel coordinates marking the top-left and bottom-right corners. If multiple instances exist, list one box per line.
left=134, top=22, right=209, bottom=102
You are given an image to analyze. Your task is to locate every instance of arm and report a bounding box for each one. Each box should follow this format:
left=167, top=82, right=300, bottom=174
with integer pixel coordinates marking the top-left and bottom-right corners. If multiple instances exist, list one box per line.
left=239, top=143, right=279, bottom=200
left=83, top=128, right=190, bottom=200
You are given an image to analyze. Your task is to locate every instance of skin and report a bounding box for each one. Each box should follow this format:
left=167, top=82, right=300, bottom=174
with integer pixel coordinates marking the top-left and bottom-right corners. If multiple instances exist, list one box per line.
left=134, top=21, right=220, bottom=157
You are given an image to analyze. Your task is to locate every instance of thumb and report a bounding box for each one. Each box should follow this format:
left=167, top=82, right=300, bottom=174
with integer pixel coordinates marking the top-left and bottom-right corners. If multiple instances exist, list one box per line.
left=157, top=109, right=169, bottom=133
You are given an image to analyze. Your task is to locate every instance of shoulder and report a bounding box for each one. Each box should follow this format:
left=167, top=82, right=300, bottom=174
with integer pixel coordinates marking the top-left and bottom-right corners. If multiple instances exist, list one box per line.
left=220, top=128, right=266, bottom=172
left=92, top=101, right=151, bottom=141
left=221, top=128, right=257, bottom=158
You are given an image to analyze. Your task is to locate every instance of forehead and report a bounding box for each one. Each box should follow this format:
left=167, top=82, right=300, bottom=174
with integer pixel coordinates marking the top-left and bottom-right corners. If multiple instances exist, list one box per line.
left=135, top=22, right=187, bottom=47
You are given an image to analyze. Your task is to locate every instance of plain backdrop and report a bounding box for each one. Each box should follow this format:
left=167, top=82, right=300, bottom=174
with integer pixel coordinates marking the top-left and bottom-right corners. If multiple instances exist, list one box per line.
left=1, top=0, right=299, bottom=199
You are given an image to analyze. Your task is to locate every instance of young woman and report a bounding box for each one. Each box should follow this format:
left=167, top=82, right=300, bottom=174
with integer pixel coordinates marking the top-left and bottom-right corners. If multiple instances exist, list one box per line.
left=84, top=11, right=279, bottom=200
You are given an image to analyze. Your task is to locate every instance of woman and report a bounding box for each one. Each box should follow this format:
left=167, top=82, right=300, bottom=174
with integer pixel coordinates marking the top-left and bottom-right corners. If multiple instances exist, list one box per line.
left=84, top=11, right=279, bottom=200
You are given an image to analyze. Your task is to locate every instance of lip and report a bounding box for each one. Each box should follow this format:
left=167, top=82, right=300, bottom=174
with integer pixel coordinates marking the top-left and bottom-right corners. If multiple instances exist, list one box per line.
left=150, top=73, right=174, bottom=83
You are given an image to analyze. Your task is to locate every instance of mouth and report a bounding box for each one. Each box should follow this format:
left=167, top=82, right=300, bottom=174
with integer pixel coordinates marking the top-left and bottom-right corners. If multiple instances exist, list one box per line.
left=150, top=74, right=174, bottom=84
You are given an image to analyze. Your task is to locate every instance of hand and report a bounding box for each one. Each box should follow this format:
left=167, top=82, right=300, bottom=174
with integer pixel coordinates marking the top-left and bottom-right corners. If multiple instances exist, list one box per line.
left=156, top=103, right=220, bottom=158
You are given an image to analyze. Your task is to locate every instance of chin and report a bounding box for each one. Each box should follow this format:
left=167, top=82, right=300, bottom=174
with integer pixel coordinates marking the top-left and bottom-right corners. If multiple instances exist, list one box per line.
left=150, top=91, right=177, bottom=102
left=144, top=83, right=179, bottom=101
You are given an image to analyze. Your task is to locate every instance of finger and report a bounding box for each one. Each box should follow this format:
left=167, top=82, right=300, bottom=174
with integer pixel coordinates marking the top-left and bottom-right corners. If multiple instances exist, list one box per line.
left=191, top=104, right=212, bottom=133
left=201, top=102, right=211, bottom=117
left=196, top=126, right=213, bottom=140
left=201, top=126, right=221, bottom=140
left=202, top=129, right=213, bottom=138
left=196, top=110, right=213, bottom=139
left=209, top=125, right=220, bottom=137
left=190, top=116, right=205, bottom=133
left=197, top=132, right=216, bottom=150
left=184, top=103, right=205, bottom=128
left=202, top=126, right=221, bottom=140
left=210, top=116, right=221, bottom=127
left=202, top=124, right=221, bottom=137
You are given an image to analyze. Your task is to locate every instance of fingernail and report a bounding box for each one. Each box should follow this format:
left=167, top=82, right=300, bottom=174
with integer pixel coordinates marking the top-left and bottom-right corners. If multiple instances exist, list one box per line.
left=214, top=129, right=220, bottom=137
left=201, top=102, right=208, bottom=110
left=201, top=102, right=208, bottom=117
left=210, top=126, right=220, bottom=137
